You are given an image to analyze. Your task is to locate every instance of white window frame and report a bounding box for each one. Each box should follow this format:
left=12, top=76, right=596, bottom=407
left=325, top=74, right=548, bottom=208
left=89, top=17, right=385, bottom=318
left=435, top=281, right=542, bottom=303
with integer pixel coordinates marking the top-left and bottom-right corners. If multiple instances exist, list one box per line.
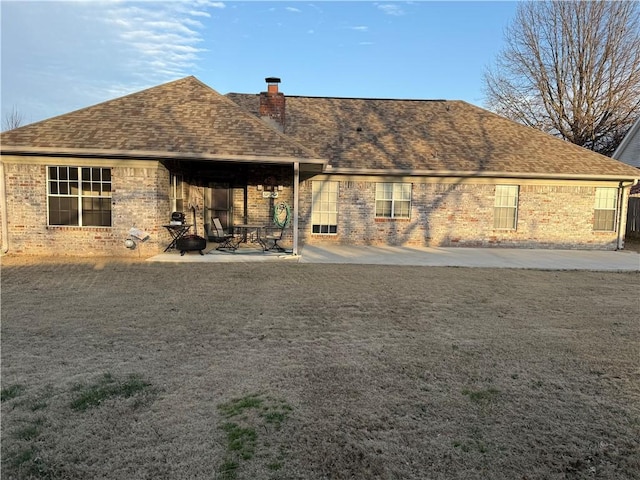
left=494, top=185, right=518, bottom=230
left=593, top=187, right=617, bottom=232
left=311, top=181, right=338, bottom=234
left=47, top=166, right=112, bottom=227
left=375, top=183, right=411, bottom=219
left=170, top=174, right=184, bottom=212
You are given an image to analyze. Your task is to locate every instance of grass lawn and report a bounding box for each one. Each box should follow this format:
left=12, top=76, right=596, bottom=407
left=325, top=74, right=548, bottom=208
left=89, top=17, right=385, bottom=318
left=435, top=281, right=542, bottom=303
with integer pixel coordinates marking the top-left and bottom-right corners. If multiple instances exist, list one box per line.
left=1, top=258, right=639, bottom=479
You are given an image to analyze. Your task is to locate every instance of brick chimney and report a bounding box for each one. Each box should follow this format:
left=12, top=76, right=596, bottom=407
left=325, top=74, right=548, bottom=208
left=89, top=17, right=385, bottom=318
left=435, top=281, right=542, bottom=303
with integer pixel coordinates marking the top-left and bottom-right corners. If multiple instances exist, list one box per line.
left=259, top=77, right=285, bottom=132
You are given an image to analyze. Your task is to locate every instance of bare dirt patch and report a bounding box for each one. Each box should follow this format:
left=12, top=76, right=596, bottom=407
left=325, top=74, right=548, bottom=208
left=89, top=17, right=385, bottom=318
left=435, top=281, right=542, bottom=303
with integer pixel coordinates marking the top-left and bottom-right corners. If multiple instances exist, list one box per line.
left=2, top=261, right=639, bottom=479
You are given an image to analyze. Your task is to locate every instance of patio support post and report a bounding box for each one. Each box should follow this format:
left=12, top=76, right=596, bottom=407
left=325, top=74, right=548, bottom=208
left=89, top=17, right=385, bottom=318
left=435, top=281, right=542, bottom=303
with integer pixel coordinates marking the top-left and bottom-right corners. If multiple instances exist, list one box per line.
left=293, top=161, right=299, bottom=255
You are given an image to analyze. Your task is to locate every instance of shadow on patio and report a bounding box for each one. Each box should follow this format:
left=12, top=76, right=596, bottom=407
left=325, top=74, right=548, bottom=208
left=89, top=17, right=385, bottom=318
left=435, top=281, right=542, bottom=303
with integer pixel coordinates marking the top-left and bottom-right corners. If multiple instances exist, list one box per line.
left=147, top=241, right=298, bottom=263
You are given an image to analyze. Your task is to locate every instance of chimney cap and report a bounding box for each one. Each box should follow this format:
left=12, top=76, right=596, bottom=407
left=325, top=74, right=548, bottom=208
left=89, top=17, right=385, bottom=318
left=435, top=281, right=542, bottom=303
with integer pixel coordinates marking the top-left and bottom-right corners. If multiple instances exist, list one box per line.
left=265, top=77, right=281, bottom=84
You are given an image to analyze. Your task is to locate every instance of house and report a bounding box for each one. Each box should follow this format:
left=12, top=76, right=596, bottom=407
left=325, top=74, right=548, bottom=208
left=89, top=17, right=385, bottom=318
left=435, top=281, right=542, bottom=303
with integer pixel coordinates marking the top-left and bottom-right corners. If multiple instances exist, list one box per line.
left=612, top=116, right=640, bottom=237
left=613, top=116, right=640, bottom=169
left=1, top=76, right=638, bottom=257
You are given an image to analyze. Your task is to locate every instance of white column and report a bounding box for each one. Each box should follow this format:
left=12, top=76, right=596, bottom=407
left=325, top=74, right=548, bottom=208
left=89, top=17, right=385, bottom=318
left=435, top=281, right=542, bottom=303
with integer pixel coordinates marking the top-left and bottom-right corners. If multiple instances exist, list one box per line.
left=293, top=161, right=300, bottom=255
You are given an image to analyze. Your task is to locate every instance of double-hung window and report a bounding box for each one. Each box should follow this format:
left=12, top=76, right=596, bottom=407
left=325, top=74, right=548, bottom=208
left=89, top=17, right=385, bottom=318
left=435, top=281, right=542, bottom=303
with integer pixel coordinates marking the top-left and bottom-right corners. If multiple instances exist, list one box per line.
left=48, top=166, right=112, bottom=226
left=593, top=187, right=617, bottom=231
left=494, top=185, right=518, bottom=230
left=311, top=181, right=338, bottom=234
left=375, top=183, right=411, bottom=219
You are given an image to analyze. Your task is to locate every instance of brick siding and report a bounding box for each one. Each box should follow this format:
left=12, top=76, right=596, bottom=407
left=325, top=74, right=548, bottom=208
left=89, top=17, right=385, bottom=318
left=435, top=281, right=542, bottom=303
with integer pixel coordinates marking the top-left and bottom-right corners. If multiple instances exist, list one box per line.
left=1, top=160, right=169, bottom=256
left=1, top=161, right=627, bottom=256
left=298, top=179, right=624, bottom=250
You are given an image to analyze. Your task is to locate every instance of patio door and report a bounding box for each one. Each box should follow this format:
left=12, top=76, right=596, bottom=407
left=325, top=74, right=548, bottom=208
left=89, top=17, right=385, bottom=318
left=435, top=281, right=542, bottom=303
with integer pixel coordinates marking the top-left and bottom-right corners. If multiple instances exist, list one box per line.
left=207, top=185, right=231, bottom=230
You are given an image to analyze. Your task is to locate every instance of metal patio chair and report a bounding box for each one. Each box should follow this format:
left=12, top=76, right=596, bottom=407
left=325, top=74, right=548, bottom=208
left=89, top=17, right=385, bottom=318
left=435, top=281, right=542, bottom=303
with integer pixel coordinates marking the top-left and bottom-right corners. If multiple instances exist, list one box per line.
left=263, top=224, right=287, bottom=252
left=211, top=217, right=238, bottom=251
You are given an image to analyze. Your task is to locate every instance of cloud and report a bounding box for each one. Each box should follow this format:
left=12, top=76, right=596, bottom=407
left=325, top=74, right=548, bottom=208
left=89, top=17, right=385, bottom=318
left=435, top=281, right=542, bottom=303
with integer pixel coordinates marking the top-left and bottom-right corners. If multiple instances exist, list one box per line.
left=285, top=7, right=302, bottom=13
left=350, top=26, right=368, bottom=31
left=191, top=1, right=225, bottom=8
left=377, top=4, right=404, bottom=16
left=1, top=1, right=222, bottom=123
left=103, top=1, right=213, bottom=81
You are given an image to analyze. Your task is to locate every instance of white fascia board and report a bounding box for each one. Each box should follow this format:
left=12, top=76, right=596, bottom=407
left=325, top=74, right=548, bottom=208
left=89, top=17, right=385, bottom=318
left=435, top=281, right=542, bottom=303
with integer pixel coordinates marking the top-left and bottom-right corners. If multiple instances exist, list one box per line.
left=325, top=167, right=640, bottom=182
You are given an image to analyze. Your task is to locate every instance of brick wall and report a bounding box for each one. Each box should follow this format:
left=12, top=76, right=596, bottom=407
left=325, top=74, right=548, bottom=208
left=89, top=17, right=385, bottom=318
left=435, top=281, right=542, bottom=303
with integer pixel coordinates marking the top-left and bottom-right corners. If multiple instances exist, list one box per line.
left=298, top=178, right=623, bottom=250
left=1, top=159, right=170, bottom=256
left=2, top=160, right=627, bottom=256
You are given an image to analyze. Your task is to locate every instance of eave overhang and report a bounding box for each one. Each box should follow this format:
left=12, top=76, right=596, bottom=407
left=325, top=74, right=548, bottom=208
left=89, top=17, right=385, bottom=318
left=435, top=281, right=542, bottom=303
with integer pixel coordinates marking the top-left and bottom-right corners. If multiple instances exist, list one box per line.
left=0, top=146, right=328, bottom=173
left=2, top=146, right=638, bottom=183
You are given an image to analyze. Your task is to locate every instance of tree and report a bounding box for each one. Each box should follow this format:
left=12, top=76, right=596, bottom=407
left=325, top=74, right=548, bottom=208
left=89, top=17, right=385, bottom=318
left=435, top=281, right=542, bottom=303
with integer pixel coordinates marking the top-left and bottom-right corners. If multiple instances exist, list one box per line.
left=3, top=105, right=25, bottom=131
left=484, top=1, right=640, bottom=156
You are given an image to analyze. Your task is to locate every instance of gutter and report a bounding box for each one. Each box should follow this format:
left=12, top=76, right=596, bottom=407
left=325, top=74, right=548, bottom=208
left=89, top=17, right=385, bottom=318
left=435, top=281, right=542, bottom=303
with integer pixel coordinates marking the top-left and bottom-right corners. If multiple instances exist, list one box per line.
left=324, top=166, right=640, bottom=183
left=0, top=161, right=8, bottom=254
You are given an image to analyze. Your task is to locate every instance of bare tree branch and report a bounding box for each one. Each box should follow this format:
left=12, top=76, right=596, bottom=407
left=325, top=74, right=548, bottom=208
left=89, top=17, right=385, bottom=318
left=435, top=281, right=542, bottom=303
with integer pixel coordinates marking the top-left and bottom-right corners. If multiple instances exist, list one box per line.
left=2, top=105, right=25, bottom=132
left=484, top=0, right=640, bottom=156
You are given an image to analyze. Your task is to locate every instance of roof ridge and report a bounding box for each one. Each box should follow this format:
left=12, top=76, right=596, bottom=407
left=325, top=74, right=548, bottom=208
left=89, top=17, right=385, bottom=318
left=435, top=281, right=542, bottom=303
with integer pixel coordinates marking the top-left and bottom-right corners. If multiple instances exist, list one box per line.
left=2, top=76, right=199, bottom=134
left=1, top=76, right=323, bottom=161
left=228, top=92, right=451, bottom=102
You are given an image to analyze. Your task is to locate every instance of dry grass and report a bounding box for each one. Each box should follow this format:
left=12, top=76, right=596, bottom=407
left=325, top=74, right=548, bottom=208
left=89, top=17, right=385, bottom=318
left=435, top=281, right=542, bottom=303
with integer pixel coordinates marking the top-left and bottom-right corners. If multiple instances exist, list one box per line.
left=1, top=258, right=639, bottom=479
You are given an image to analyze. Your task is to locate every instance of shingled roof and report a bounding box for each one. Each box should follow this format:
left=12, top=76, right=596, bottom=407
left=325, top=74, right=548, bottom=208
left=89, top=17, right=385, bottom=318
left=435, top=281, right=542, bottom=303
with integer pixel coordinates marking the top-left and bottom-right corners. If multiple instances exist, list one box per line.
left=0, top=76, right=319, bottom=162
left=228, top=93, right=640, bottom=180
left=1, top=75, right=638, bottom=181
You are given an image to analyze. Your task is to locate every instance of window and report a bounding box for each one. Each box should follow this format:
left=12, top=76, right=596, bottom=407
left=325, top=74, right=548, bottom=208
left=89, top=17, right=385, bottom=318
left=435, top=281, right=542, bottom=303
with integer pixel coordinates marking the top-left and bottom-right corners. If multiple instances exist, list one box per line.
left=494, top=185, right=518, bottom=229
left=311, top=181, right=338, bottom=234
left=375, top=183, right=411, bottom=218
left=593, top=187, right=617, bottom=231
left=48, top=166, right=112, bottom=226
left=170, top=174, right=184, bottom=212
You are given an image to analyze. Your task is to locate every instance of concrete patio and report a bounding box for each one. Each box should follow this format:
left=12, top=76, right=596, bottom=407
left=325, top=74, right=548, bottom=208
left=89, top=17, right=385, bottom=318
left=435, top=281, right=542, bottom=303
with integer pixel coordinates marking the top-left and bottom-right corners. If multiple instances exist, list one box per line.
left=147, top=244, right=640, bottom=271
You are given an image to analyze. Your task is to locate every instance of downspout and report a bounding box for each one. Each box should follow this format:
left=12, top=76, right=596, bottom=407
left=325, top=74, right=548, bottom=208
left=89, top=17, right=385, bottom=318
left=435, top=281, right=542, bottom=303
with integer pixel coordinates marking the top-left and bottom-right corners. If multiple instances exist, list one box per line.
left=0, top=161, right=8, bottom=254
left=292, top=161, right=299, bottom=256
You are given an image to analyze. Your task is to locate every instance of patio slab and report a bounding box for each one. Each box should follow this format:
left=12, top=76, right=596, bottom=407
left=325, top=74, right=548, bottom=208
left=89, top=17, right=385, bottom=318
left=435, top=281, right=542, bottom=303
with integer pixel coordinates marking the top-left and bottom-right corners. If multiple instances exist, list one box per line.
left=146, top=244, right=640, bottom=271
left=297, top=245, right=640, bottom=271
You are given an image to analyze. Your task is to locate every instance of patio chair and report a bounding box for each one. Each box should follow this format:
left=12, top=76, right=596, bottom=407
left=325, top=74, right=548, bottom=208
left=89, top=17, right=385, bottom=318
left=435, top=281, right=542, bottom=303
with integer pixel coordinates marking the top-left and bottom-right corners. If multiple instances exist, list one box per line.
left=211, top=217, right=238, bottom=251
left=263, top=224, right=287, bottom=252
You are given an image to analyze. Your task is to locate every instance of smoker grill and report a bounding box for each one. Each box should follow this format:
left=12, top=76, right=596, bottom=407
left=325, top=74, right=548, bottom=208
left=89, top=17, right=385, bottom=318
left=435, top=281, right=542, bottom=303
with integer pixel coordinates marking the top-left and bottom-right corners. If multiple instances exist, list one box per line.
left=171, top=211, right=185, bottom=224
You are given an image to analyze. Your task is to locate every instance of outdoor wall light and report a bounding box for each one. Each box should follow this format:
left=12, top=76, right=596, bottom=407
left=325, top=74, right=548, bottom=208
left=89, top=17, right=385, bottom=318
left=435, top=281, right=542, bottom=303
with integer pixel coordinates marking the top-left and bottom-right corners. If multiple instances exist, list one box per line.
left=277, top=185, right=284, bottom=191
left=257, top=185, right=264, bottom=191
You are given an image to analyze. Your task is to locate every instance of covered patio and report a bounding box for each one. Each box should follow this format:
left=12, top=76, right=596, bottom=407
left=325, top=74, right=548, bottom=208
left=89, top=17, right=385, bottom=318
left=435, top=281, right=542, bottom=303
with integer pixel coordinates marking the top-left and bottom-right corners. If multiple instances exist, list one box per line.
left=162, top=155, right=325, bottom=256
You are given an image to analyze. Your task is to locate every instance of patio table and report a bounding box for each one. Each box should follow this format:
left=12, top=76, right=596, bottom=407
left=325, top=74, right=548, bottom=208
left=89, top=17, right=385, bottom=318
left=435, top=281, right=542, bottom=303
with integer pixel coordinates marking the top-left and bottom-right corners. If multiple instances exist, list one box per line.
left=232, top=224, right=268, bottom=251
left=163, top=224, right=192, bottom=251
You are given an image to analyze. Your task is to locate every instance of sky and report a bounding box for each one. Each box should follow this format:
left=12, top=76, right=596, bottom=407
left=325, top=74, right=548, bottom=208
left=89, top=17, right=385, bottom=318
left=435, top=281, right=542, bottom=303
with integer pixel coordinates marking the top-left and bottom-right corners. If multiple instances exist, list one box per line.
left=1, top=0, right=520, bottom=127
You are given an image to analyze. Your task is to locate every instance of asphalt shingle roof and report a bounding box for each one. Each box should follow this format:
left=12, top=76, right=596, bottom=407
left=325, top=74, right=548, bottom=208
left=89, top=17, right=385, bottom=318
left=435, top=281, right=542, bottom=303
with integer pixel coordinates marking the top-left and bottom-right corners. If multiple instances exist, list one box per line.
left=2, top=75, right=638, bottom=180
left=227, top=93, right=640, bottom=178
left=0, top=76, right=317, bottom=160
